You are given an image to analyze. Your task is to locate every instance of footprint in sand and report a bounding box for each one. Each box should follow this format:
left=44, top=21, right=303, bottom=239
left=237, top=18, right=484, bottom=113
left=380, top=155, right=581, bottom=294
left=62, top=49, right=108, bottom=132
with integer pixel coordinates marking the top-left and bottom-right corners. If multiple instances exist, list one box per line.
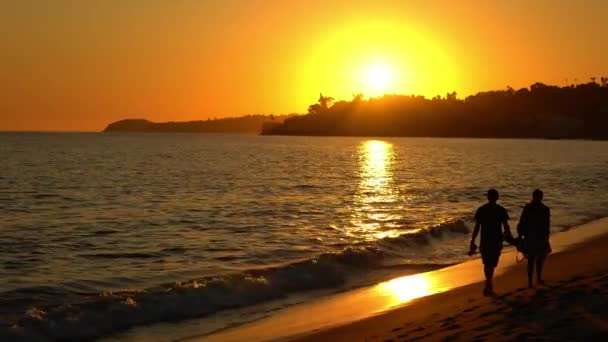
left=474, top=322, right=496, bottom=331
left=463, top=305, right=480, bottom=313
left=439, top=316, right=457, bottom=328
left=561, top=288, right=588, bottom=301
left=409, top=332, right=430, bottom=341
left=444, top=332, right=462, bottom=341
left=570, top=275, right=586, bottom=282
left=445, top=323, right=461, bottom=331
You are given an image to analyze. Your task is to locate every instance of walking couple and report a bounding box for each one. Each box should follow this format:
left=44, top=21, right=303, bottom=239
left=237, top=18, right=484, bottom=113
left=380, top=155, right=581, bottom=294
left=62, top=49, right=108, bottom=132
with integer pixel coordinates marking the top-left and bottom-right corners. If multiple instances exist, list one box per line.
left=470, top=189, right=551, bottom=296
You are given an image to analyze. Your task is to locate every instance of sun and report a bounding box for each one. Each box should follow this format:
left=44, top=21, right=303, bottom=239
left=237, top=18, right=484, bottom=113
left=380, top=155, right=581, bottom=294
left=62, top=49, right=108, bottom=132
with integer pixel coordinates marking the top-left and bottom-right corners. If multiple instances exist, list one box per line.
left=364, top=64, right=393, bottom=96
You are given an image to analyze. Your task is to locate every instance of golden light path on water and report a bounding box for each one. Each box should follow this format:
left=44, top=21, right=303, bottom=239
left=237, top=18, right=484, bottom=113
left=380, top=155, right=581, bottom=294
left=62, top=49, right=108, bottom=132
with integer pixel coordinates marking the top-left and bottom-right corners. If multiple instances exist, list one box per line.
left=350, top=140, right=401, bottom=240
left=352, top=141, right=439, bottom=307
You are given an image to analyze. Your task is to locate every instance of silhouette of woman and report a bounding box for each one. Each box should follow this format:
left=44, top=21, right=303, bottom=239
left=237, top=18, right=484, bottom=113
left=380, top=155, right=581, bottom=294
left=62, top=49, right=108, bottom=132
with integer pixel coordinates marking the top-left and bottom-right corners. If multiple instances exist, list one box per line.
left=517, top=189, right=551, bottom=288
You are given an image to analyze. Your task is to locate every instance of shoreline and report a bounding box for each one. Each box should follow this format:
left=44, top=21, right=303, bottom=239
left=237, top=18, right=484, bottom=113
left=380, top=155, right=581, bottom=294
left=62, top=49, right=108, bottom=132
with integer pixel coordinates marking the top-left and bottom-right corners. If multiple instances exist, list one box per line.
left=293, top=235, right=608, bottom=341
left=3, top=131, right=608, bottom=142
left=183, top=217, right=608, bottom=342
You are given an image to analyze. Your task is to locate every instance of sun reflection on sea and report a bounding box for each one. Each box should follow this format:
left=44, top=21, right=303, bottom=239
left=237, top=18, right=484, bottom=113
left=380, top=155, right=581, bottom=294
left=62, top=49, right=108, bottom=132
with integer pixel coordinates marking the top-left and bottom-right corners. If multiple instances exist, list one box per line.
left=360, top=140, right=393, bottom=190
left=376, top=273, right=435, bottom=307
left=349, top=140, right=402, bottom=240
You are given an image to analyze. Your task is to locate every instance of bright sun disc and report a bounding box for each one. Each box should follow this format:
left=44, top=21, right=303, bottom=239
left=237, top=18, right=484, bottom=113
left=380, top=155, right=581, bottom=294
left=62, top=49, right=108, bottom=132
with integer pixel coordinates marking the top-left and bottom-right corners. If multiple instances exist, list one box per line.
left=365, top=64, right=392, bottom=96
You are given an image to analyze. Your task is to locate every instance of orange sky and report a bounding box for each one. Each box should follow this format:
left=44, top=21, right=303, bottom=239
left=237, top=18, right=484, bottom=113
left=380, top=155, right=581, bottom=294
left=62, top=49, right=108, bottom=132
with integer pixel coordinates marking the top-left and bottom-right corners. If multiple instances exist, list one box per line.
left=1, top=0, right=607, bottom=131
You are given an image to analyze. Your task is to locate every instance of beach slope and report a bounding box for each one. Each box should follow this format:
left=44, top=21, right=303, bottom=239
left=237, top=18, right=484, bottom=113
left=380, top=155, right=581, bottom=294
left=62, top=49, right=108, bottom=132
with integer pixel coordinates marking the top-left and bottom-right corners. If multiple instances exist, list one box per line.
left=295, top=232, right=608, bottom=341
left=190, top=219, right=608, bottom=342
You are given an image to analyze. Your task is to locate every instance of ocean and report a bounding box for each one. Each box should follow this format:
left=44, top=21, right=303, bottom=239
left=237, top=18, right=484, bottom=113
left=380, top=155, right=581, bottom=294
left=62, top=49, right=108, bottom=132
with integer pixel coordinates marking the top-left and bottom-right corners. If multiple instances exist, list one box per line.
left=2, top=133, right=608, bottom=340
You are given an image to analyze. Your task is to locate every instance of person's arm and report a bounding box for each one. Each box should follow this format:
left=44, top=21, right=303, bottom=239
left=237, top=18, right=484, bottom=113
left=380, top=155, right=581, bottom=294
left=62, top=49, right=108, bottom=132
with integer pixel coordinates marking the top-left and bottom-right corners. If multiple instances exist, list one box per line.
left=517, top=206, right=528, bottom=238
left=471, top=222, right=480, bottom=248
left=503, top=220, right=512, bottom=240
left=503, top=210, right=512, bottom=240
left=544, top=207, right=551, bottom=240
left=471, top=209, right=481, bottom=248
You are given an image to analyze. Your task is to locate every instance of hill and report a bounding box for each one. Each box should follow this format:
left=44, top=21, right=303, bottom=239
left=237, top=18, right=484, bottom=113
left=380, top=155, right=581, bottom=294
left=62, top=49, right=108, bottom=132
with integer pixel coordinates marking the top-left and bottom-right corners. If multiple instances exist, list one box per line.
left=103, top=115, right=289, bottom=134
left=262, top=80, right=608, bottom=139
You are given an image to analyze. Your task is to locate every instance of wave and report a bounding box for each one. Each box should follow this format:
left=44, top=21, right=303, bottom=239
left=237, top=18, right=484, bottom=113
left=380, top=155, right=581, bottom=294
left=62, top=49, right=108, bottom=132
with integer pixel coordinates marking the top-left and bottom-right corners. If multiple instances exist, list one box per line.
left=78, top=247, right=190, bottom=260
left=90, top=229, right=119, bottom=236
left=1, top=220, right=469, bottom=341
left=379, top=219, right=469, bottom=249
left=79, top=252, right=162, bottom=259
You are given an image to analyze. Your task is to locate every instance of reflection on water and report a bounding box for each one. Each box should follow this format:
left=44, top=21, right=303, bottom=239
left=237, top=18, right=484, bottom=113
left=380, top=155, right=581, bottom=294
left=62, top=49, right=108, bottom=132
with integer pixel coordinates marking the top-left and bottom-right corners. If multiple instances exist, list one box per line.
left=376, top=273, right=435, bottom=306
left=349, top=140, right=401, bottom=240
left=360, top=140, right=394, bottom=191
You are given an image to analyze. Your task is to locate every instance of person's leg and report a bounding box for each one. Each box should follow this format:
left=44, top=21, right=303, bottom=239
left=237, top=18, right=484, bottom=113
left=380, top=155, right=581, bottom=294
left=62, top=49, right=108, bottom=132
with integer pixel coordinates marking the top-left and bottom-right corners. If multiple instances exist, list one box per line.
left=482, top=248, right=499, bottom=295
left=527, top=254, right=536, bottom=288
left=481, top=245, right=501, bottom=295
left=483, top=265, right=494, bottom=294
left=536, top=254, right=546, bottom=285
left=484, top=265, right=494, bottom=284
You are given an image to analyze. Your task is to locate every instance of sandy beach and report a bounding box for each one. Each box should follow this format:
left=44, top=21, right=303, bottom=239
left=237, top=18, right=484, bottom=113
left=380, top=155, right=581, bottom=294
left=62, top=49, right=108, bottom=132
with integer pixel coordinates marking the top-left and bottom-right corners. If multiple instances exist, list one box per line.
left=294, top=232, right=608, bottom=341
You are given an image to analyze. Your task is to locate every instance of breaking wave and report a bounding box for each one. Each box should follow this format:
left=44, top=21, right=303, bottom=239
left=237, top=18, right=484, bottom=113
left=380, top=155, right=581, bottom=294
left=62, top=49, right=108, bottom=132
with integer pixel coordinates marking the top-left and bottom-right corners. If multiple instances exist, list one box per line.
left=1, top=220, right=469, bottom=341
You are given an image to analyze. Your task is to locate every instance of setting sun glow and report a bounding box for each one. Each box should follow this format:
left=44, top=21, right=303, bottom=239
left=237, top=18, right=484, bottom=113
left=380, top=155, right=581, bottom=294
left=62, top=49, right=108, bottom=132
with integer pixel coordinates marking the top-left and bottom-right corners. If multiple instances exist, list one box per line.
left=364, top=64, right=393, bottom=96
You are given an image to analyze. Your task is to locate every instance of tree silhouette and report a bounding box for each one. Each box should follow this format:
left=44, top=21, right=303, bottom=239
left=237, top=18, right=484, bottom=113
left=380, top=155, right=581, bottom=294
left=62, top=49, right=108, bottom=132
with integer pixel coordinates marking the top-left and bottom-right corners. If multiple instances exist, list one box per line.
left=352, top=93, right=364, bottom=103
left=266, top=79, right=608, bottom=139
left=318, top=93, right=334, bottom=109
left=308, top=93, right=335, bottom=114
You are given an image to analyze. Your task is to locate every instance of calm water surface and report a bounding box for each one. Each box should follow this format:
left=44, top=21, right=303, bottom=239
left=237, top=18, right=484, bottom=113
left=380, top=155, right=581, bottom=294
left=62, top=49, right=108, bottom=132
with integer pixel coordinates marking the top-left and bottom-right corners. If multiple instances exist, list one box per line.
left=1, top=133, right=607, bottom=338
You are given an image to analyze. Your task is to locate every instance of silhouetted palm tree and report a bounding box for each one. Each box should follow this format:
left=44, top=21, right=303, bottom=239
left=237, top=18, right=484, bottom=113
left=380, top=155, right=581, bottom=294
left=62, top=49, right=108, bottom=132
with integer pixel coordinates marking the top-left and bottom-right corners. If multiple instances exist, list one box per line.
left=318, top=93, right=335, bottom=109
left=308, top=93, right=335, bottom=114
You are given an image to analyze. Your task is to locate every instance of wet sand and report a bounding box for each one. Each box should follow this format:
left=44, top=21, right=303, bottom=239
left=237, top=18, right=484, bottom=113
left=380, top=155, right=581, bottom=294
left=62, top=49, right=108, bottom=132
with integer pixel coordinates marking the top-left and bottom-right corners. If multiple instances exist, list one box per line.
left=294, top=233, right=608, bottom=342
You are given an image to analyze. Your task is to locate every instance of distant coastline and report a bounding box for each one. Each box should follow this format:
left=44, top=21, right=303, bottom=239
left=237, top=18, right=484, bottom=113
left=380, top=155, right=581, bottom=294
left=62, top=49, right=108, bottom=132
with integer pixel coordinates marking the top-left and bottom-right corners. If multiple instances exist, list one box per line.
left=102, top=115, right=291, bottom=134
left=102, top=80, right=608, bottom=139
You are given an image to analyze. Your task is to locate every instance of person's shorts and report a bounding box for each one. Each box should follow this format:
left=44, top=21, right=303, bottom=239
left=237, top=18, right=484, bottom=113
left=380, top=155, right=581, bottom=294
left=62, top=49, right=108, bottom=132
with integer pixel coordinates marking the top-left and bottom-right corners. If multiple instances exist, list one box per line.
left=480, top=244, right=502, bottom=268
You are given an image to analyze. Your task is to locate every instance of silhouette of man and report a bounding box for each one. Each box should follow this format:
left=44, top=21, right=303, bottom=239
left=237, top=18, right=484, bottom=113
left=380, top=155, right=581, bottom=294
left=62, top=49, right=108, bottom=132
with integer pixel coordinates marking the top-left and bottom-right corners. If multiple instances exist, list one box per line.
left=517, top=189, right=551, bottom=288
left=470, top=189, right=512, bottom=296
